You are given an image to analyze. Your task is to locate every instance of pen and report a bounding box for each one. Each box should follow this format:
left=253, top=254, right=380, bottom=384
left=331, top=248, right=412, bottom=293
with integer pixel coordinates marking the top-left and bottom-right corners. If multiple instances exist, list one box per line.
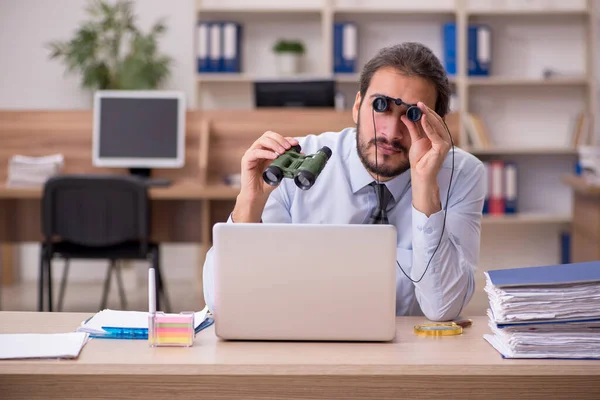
left=94, top=329, right=148, bottom=340
left=149, top=267, right=156, bottom=315
left=102, top=327, right=147, bottom=335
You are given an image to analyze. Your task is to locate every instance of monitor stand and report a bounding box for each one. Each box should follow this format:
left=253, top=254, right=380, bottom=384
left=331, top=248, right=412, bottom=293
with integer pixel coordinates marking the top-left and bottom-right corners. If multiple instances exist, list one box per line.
left=129, top=168, right=152, bottom=179
left=128, top=168, right=172, bottom=187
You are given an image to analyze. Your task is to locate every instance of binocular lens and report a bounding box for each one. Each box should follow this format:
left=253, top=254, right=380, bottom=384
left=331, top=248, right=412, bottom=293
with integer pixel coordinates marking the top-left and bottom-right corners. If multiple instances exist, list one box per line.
left=263, top=166, right=283, bottom=186
left=406, top=106, right=422, bottom=122
left=294, top=170, right=315, bottom=190
left=320, top=146, right=333, bottom=160
left=373, top=97, right=388, bottom=113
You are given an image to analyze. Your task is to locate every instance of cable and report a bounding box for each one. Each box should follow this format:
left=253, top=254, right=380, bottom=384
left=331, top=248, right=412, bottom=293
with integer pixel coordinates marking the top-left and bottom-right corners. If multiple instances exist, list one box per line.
left=371, top=105, right=455, bottom=283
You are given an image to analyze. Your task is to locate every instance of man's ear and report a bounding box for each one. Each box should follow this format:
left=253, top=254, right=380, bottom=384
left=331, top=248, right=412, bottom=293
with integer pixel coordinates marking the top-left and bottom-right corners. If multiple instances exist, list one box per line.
left=352, top=91, right=361, bottom=125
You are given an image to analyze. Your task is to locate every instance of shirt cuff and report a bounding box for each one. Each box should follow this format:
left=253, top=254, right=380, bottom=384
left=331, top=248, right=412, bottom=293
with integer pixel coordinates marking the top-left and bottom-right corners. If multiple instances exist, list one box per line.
left=412, top=206, right=448, bottom=252
left=228, top=212, right=262, bottom=223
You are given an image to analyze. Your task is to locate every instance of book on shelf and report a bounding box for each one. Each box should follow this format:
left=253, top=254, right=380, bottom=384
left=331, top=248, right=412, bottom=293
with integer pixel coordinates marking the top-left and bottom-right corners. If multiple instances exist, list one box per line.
left=333, top=22, right=357, bottom=74
left=482, top=159, right=517, bottom=215
left=464, top=112, right=492, bottom=150
left=569, top=111, right=591, bottom=149
left=197, top=21, right=242, bottom=73
left=443, top=22, right=491, bottom=77
left=483, top=260, right=600, bottom=359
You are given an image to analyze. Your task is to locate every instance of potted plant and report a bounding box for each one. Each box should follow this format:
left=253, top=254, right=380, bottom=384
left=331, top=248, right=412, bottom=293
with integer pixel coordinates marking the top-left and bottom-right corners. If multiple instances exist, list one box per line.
left=273, top=39, right=305, bottom=76
left=47, top=0, right=172, bottom=91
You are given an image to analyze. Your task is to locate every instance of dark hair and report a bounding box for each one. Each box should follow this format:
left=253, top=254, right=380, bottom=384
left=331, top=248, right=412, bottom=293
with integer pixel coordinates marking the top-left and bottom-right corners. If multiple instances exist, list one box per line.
left=359, top=42, right=451, bottom=118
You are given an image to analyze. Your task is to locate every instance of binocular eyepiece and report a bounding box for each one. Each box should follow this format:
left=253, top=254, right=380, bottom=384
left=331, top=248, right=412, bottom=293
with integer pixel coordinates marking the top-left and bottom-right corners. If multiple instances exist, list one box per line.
left=263, top=144, right=332, bottom=190
left=372, top=95, right=422, bottom=122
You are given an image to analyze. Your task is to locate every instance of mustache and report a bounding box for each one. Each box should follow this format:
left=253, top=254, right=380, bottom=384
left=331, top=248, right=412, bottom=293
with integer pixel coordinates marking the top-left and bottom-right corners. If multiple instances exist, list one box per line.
left=370, top=137, right=406, bottom=152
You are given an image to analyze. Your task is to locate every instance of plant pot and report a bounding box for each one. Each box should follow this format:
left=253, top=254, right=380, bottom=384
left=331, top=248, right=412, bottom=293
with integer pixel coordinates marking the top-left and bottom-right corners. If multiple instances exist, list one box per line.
left=276, top=53, right=301, bottom=75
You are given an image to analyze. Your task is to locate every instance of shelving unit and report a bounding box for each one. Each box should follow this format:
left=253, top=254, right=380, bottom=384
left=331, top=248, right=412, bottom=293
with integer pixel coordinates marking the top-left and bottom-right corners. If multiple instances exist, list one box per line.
left=194, top=0, right=597, bottom=266
left=466, top=76, right=589, bottom=87
left=466, top=147, right=578, bottom=156
left=195, top=0, right=459, bottom=109
left=482, top=212, right=571, bottom=225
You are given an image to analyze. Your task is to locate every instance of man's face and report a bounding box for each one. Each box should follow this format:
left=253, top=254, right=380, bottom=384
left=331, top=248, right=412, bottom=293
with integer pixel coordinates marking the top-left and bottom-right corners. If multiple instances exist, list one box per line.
left=352, top=67, right=438, bottom=180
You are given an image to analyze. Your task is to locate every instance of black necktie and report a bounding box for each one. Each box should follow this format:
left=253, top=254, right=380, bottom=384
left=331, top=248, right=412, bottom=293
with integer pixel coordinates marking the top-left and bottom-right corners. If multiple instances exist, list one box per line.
left=367, top=182, right=393, bottom=224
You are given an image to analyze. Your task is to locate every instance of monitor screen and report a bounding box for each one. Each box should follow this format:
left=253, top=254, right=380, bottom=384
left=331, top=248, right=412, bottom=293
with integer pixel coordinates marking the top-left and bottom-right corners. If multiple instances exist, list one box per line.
left=93, top=91, right=185, bottom=168
left=254, top=80, right=335, bottom=108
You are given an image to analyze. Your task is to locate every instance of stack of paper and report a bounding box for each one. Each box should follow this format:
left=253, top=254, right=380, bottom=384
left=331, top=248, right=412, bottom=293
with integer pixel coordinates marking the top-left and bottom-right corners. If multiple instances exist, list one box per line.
left=77, top=306, right=213, bottom=339
left=483, top=261, right=600, bottom=359
left=0, top=332, right=89, bottom=360
left=6, top=154, right=64, bottom=187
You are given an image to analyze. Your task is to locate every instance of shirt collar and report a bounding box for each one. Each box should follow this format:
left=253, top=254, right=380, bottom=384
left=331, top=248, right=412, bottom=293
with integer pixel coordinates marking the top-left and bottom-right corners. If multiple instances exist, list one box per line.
left=346, top=128, right=412, bottom=202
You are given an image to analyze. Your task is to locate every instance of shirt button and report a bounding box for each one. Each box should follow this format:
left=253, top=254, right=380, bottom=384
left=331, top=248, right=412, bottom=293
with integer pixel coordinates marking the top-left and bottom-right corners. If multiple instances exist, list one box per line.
left=425, top=227, right=433, bottom=234
left=417, top=225, right=423, bottom=231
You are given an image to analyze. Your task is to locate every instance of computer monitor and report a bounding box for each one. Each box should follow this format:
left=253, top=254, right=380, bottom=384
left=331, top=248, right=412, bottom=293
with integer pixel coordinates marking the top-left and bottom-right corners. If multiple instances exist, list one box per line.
left=254, top=80, right=335, bottom=108
left=92, top=90, right=186, bottom=180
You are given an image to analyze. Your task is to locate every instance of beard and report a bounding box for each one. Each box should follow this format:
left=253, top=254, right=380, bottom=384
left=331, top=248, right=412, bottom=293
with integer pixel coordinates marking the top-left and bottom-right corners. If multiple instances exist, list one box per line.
left=356, top=112, right=410, bottom=178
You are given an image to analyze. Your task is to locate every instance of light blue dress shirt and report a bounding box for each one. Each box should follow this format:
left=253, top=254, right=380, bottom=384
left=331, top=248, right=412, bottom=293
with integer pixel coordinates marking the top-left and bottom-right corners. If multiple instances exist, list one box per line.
left=203, top=127, right=486, bottom=321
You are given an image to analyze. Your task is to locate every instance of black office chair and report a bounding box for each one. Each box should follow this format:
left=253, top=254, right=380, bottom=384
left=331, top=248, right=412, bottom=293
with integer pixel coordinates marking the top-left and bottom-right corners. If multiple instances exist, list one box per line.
left=39, top=174, right=171, bottom=312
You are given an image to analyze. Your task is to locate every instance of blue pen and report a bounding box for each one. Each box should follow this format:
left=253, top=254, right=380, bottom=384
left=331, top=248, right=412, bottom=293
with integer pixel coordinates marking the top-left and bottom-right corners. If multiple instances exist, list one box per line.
left=91, top=332, right=147, bottom=340
left=102, top=326, right=147, bottom=334
left=99, top=327, right=148, bottom=339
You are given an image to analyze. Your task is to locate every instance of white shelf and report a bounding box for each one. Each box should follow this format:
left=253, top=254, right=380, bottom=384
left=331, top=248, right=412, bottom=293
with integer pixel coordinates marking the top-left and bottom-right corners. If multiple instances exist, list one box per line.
left=198, top=73, right=354, bottom=83
left=197, top=73, right=459, bottom=86
left=334, top=73, right=360, bottom=83
left=335, top=74, right=459, bottom=84
left=197, top=7, right=323, bottom=14
left=466, top=9, right=589, bottom=17
left=482, top=213, right=571, bottom=225
left=196, top=0, right=323, bottom=13
left=467, top=76, right=589, bottom=87
left=197, top=74, right=254, bottom=83
left=334, top=7, right=455, bottom=15
left=465, top=146, right=578, bottom=156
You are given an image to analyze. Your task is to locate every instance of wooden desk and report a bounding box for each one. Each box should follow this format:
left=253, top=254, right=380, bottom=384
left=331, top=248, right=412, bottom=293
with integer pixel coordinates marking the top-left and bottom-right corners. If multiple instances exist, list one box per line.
left=0, top=181, right=239, bottom=292
left=562, top=174, right=600, bottom=262
left=0, top=181, right=238, bottom=242
left=0, top=108, right=355, bottom=286
left=0, top=313, right=598, bottom=400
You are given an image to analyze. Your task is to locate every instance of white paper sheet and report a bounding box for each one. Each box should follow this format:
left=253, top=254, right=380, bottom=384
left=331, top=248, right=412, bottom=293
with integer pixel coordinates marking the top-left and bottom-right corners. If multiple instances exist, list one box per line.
left=0, top=332, right=89, bottom=359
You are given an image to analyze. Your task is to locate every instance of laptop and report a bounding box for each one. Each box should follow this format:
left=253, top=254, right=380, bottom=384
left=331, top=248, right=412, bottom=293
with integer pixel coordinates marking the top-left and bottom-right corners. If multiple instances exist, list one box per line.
left=211, top=223, right=398, bottom=341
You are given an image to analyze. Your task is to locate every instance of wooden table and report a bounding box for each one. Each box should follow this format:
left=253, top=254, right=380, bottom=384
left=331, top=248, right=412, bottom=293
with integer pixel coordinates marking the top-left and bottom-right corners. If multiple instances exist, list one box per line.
left=0, top=181, right=238, bottom=290
left=0, top=181, right=239, bottom=242
left=562, top=174, right=600, bottom=262
left=0, top=313, right=599, bottom=400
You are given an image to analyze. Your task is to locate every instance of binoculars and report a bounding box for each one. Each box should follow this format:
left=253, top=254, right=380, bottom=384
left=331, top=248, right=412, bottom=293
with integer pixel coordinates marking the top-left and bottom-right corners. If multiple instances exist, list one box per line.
left=262, top=144, right=332, bottom=190
left=372, top=95, right=422, bottom=122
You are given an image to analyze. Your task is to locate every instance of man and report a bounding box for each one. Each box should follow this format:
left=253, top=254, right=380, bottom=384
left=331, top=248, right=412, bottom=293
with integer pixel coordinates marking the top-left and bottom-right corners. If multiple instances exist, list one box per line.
left=203, top=42, right=486, bottom=322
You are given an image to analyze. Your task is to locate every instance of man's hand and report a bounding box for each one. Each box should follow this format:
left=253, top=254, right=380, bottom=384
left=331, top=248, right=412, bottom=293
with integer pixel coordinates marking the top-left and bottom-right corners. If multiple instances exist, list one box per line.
left=401, top=102, right=452, bottom=217
left=232, top=131, right=299, bottom=223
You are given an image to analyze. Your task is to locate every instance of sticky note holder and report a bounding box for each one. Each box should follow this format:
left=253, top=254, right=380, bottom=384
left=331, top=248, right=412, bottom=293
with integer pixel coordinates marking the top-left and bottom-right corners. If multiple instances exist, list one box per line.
left=148, top=312, right=195, bottom=347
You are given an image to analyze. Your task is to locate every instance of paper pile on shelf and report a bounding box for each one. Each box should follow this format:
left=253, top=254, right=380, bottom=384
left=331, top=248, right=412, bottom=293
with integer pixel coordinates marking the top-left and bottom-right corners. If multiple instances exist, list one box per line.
left=6, top=154, right=64, bottom=187
left=483, top=261, right=600, bottom=359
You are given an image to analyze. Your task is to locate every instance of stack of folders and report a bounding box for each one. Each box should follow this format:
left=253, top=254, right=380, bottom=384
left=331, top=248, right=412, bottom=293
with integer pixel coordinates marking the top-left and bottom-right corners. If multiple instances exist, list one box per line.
left=77, top=306, right=213, bottom=339
left=483, top=260, right=600, bottom=359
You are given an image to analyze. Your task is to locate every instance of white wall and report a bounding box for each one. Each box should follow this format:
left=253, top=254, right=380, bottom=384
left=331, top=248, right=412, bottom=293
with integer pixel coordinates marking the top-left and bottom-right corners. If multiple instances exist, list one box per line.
left=0, top=0, right=198, bottom=285
left=0, top=0, right=196, bottom=109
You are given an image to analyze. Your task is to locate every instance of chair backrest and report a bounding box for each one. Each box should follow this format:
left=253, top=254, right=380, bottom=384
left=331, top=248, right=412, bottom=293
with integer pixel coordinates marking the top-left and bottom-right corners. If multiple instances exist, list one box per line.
left=42, top=175, right=150, bottom=252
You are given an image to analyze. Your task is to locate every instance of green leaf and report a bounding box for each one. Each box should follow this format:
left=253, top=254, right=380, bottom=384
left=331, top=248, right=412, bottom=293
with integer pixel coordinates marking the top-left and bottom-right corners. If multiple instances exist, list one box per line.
left=82, top=62, right=111, bottom=89
left=273, top=39, right=305, bottom=54
left=46, top=0, right=171, bottom=90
